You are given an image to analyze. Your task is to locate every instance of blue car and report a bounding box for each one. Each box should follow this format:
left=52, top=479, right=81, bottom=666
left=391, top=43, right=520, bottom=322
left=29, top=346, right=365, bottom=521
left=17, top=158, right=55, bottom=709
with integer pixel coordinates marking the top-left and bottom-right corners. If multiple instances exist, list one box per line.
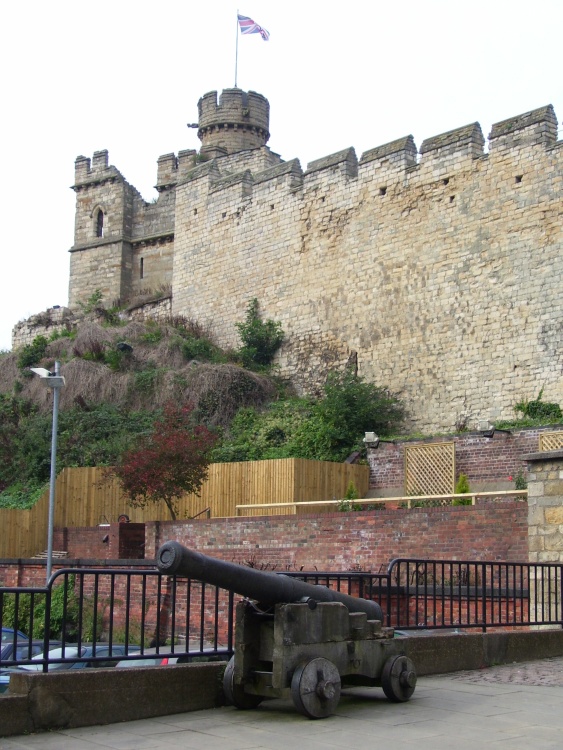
left=1, top=639, right=59, bottom=664
left=1, top=628, right=27, bottom=643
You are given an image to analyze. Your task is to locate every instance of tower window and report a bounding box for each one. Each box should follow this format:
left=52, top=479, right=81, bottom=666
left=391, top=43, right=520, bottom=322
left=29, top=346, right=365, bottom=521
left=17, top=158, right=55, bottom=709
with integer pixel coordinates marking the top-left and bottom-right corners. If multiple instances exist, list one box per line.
left=140, top=258, right=144, bottom=280
left=96, top=209, right=104, bottom=238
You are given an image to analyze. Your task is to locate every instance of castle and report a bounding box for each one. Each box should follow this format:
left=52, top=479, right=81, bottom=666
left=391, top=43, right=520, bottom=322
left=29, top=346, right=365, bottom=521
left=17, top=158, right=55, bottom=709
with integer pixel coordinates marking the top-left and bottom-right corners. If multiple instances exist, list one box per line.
left=25, top=89, right=563, bottom=432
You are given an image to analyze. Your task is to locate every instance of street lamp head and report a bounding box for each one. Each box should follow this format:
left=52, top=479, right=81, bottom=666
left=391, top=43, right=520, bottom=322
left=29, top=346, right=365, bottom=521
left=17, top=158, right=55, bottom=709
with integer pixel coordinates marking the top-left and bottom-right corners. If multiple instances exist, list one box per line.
left=363, top=432, right=380, bottom=448
left=30, top=367, right=54, bottom=377
left=29, top=365, right=65, bottom=389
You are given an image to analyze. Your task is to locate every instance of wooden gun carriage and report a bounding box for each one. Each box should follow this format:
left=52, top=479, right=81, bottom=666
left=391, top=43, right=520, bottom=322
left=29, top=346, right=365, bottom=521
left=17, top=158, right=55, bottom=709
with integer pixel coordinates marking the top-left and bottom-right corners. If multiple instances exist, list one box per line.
left=157, top=541, right=417, bottom=718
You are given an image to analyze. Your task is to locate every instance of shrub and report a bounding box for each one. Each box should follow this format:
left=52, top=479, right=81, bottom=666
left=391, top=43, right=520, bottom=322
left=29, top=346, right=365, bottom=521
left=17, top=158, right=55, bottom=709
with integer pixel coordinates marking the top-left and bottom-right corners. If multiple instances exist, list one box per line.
left=0, top=481, right=47, bottom=509
left=514, top=468, right=527, bottom=490
left=338, top=481, right=362, bottom=512
left=515, top=389, right=562, bottom=421
left=73, top=340, right=106, bottom=363
left=213, top=370, right=404, bottom=464
left=17, top=335, right=49, bottom=369
left=181, top=336, right=217, bottom=361
left=452, top=473, right=472, bottom=505
left=454, top=473, right=470, bottom=494
left=133, top=364, right=165, bottom=395
left=78, top=289, right=103, bottom=314
left=236, top=298, right=284, bottom=369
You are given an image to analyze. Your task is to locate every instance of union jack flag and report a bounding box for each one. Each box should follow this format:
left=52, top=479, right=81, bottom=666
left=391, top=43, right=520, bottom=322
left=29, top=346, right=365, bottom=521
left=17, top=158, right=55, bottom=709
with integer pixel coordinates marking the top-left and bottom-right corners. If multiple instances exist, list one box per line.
left=237, top=14, right=270, bottom=41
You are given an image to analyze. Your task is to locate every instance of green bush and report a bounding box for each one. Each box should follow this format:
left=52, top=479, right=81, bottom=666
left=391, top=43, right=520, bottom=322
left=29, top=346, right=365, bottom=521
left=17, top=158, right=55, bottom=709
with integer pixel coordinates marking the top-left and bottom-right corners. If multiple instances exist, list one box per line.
left=181, top=336, right=217, bottom=361
left=49, top=327, right=76, bottom=342
left=17, top=335, right=49, bottom=369
left=104, top=348, right=125, bottom=372
left=338, top=481, right=362, bottom=512
left=236, top=298, right=284, bottom=369
left=0, top=481, right=47, bottom=509
left=454, top=473, right=470, bottom=494
left=140, top=325, right=163, bottom=344
left=514, top=468, right=527, bottom=490
left=0, top=401, right=156, bottom=490
left=133, top=365, right=166, bottom=395
left=212, top=370, right=404, bottom=464
left=515, top=389, right=562, bottom=422
left=452, top=473, right=472, bottom=505
left=78, top=289, right=103, bottom=314
left=1, top=576, right=104, bottom=642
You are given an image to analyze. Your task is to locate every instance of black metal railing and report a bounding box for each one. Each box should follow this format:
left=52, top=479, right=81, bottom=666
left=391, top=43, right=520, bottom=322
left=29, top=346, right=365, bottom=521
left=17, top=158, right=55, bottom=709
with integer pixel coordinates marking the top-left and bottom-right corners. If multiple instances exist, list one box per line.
left=2, top=558, right=563, bottom=672
left=386, top=558, right=563, bottom=631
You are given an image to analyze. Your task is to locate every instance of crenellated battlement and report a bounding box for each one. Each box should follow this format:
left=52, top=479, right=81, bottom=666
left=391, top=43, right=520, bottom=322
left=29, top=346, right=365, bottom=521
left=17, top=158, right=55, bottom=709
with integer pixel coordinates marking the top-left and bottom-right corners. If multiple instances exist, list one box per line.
left=420, top=122, right=485, bottom=159
left=156, top=149, right=197, bottom=191
left=306, top=147, right=358, bottom=179
left=73, top=149, right=126, bottom=190
left=197, top=89, right=270, bottom=155
left=174, top=102, right=560, bottom=208
left=489, top=104, right=557, bottom=150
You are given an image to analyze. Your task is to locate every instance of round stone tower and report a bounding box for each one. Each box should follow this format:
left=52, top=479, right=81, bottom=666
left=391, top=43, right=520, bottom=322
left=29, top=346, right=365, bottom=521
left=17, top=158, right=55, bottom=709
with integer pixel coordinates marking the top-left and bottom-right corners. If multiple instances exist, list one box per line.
left=197, top=89, right=270, bottom=157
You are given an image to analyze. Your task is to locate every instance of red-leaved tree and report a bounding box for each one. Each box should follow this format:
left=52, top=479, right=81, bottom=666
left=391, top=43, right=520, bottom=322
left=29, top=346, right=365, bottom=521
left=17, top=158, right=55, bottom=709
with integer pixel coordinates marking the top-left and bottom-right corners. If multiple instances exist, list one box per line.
left=111, top=402, right=217, bottom=520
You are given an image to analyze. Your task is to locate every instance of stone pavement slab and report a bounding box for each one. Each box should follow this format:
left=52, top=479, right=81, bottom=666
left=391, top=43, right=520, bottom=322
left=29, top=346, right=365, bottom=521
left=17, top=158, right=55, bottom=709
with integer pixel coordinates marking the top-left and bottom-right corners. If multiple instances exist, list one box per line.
left=3, top=658, right=563, bottom=750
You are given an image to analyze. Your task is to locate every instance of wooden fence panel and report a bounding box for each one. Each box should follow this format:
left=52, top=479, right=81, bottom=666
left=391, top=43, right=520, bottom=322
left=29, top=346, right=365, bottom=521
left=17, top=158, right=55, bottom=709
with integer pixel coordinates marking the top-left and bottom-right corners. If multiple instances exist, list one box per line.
left=0, top=460, right=369, bottom=558
left=404, top=442, right=455, bottom=497
left=539, top=431, right=563, bottom=452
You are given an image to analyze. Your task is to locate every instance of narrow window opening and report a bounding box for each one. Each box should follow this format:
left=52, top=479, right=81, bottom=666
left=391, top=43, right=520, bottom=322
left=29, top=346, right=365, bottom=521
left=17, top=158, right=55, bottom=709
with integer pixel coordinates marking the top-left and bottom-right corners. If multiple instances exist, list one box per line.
left=379, top=187, right=387, bottom=196
left=449, top=195, right=455, bottom=203
left=515, top=175, right=523, bottom=184
left=140, top=258, right=144, bottom=280
left=443, top=178, right=449, bottom=185
left=193, top=208, right=198, bottom=215
left=270, top=204, right=275, bottom=210
left=321, top=196, right=325, bottom=202
left=222, top=211, right=227, bottom=218
left=96, top=209, right=104, bottom=237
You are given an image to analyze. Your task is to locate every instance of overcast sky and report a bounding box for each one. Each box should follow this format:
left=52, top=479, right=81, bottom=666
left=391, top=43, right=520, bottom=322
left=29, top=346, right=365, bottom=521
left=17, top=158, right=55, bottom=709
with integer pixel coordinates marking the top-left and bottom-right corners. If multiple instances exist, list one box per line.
left=1, top=0, right=561, bottom=351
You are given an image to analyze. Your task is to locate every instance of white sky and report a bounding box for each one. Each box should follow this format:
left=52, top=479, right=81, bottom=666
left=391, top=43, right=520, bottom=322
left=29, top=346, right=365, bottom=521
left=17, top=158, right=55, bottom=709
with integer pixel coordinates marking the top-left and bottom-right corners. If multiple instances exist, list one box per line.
left=1, top=0, right=562, bottom=351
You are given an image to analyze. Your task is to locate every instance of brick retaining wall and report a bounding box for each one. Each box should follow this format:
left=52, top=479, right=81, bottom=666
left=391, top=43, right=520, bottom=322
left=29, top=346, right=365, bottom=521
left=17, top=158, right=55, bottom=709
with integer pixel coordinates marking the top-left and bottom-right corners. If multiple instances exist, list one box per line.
left=368, top=427, right=555, bottom=494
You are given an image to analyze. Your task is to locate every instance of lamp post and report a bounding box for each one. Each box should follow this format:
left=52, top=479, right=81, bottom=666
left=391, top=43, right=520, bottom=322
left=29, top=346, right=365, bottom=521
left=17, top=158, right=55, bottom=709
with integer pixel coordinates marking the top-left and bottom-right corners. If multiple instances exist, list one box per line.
left=30, top=362, right=65, bottom=582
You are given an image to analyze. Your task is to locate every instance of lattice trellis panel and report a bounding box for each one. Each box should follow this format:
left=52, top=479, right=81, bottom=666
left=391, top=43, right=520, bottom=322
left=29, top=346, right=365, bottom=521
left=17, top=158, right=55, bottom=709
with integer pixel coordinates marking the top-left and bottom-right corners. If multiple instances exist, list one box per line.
left=539, top=431, right=563, bottom=451
left=405, top=442, right=455, bottom=497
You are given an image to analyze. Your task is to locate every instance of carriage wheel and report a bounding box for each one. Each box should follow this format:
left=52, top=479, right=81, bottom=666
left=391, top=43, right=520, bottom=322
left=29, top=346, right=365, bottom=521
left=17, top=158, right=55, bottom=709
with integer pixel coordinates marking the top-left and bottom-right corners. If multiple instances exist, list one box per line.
left=290, top=657, right=341, bottom=719
left=222, top=657, right=264, bottom=709
left=381, top=655, right=417, bottom=702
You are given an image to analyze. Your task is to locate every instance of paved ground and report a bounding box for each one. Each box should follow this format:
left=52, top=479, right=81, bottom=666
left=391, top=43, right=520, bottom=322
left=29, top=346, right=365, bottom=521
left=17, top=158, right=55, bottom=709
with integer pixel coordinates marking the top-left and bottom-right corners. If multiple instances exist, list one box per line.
left=3, top=658, right=563, bottom=750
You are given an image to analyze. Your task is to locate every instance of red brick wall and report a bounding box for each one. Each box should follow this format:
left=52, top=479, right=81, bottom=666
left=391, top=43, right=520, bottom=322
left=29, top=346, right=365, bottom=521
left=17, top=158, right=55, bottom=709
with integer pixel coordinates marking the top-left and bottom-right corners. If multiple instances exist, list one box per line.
left=0, top=501, right=529, bottom=587
left=53, top=526, right=118, bottom=559
left=145, top=498, right=529, bottom=572
left=51, top=523, right=145, bottom=561
left=369, top=427, right=550, bottom=492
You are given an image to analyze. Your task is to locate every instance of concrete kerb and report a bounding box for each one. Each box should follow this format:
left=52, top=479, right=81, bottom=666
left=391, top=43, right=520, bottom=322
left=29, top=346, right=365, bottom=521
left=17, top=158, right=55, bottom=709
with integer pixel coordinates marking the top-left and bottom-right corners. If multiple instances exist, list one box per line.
left=3, top=630, right=563, bottom=738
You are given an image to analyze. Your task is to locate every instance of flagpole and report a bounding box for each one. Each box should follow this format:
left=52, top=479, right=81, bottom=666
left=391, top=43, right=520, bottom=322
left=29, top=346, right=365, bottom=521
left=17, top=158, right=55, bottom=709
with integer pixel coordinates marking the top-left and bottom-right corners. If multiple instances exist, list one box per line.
left=234, top=10, right=239, bottom=87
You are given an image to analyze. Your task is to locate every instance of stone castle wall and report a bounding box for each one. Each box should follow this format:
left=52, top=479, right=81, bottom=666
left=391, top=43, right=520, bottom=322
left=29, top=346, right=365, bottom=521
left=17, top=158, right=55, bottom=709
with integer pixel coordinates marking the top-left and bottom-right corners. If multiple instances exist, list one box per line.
left=20, top=92, right=562, bottom=434
left=11, top=307, right=75, bottom=349
left=172, top=104, right=562, bottom=432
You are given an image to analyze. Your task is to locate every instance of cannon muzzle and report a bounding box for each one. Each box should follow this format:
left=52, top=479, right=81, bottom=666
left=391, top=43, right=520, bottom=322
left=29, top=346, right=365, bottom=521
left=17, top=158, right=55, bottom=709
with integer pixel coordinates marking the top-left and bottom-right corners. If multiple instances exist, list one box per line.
left=156, top=541, right=383, bottom=621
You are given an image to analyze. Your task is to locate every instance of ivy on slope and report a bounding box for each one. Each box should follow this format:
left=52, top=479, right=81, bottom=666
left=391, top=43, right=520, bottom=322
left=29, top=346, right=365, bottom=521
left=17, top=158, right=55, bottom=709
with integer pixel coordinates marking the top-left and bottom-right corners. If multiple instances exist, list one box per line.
left=212, top=370, right=405, bottom=464
left=0, top=396, right=155, bottom=507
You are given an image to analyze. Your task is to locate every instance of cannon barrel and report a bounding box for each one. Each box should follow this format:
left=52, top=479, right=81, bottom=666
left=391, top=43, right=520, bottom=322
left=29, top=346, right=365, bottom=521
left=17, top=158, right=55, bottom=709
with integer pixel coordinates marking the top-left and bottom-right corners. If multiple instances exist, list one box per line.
left=156, top=541, right=383, bottom=621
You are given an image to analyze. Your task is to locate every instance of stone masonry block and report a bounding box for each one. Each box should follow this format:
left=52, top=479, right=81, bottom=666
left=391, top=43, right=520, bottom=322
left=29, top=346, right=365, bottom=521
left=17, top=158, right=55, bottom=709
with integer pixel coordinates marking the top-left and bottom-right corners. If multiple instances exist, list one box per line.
left=544, top=507, right=563, bottom=525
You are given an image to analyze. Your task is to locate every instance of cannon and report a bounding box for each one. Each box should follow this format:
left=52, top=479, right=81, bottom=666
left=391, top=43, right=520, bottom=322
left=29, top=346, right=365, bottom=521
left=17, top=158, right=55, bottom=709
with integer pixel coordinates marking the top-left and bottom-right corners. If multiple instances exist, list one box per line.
left=157, top=541, right=417, bottom=719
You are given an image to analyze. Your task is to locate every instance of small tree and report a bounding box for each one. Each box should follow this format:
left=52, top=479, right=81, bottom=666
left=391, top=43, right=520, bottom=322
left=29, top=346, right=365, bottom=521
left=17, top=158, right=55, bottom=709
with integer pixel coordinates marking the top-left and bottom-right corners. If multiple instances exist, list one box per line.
left=452, top=473, right=472, bottom=505
left=236, top=298, right=284, bottom=369
left=110, top=402, right=217, bottom=520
